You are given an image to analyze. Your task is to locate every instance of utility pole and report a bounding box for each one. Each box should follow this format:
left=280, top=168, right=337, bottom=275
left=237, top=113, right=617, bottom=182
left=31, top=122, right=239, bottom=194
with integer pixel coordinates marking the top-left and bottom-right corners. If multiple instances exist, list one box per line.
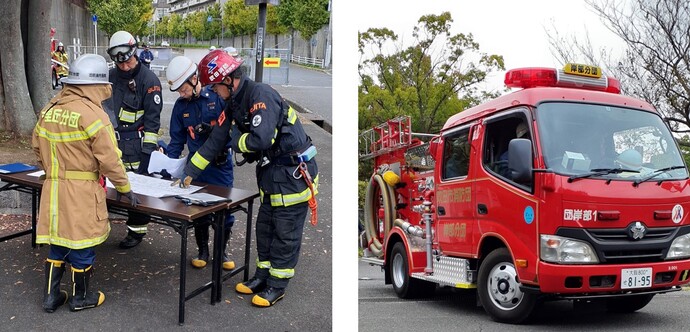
left=324, top=0, right=332, bottom=68
left=246, top=0, right=279, bottom=83
left=92, top=14, right=98, bottom=55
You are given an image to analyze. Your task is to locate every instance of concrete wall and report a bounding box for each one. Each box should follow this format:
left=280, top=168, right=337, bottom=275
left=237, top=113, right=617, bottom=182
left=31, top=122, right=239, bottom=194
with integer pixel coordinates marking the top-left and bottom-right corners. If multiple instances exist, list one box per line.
left=50, top=0, right=109, bottom=50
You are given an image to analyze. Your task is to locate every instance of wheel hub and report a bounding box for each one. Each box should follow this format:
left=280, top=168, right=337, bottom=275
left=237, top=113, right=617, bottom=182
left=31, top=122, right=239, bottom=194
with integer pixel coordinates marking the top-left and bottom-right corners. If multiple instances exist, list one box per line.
left=392, top=253, right=404, bottom=288
left=488, top=263, right=524, bottom=311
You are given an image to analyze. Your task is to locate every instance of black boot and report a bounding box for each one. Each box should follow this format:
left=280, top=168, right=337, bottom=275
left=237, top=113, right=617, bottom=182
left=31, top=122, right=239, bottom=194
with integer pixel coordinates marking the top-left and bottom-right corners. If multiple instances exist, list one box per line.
left=222, top=228, right=235, bottom=270
left=191, top=225, right=210, bottom=268
left=118, top=231, right=144, bottom=249
left=69, top=266, right=105, bottom=311
left=235, top=277, right=267, bottom=294
left=252, top=286, right=285, bottom=307
left=42, top=259, right=68, bottom=313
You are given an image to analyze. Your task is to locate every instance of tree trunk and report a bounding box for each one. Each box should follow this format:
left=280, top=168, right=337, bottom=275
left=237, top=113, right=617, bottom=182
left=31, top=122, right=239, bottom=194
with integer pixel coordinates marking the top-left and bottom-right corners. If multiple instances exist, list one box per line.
left=0, top=0, right=36, bottom=137
left=27, top=0, right=52, bottom=115
left=0, top=59, right=5, bottom=132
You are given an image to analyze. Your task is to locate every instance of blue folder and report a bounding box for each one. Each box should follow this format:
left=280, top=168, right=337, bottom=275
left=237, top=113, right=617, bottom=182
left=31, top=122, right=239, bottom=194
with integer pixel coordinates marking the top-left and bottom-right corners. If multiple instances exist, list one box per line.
left=0, top=163, right=38, bottom=174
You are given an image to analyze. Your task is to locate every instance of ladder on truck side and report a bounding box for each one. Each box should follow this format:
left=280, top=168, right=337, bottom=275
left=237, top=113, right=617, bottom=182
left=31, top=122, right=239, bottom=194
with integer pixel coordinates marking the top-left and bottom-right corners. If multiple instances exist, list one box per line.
left=359, top=116, right=414, bottom=160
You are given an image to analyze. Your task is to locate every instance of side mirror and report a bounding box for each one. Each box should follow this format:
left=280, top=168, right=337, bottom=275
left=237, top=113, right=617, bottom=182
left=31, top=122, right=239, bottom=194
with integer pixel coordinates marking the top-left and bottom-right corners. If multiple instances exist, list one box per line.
left=508, top=138, right=533, bottom=183
left=428, top=135, right=441, bottom=161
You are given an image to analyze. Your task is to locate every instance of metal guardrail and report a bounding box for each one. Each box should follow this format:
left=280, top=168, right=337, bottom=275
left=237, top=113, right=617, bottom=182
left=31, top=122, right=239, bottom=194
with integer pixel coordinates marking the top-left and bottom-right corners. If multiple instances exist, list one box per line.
left=290, top=54, right=325, bottom=68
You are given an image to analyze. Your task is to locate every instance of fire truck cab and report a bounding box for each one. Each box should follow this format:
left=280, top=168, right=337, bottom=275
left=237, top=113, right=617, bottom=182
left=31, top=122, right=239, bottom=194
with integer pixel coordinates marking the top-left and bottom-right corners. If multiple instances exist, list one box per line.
left=359, top=64, right=690, bottom=323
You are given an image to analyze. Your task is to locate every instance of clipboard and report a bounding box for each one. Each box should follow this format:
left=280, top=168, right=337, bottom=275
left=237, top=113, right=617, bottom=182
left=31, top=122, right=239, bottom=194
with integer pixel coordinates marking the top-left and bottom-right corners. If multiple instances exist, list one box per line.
left=0, top=163, right=38, bottom=174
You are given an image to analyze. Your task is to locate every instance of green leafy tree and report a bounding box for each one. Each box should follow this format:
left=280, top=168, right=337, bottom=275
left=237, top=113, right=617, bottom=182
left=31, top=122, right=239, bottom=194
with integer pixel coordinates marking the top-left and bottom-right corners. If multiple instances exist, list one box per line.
left=358, top=12, right=505, bottom=134
left=185, top=11, right=205, bottom=41
left=292, top=0, right=329, bottom=58
left=206, top=3, right=222, bottom=43
left=223, top=0, right=257, bottom=47
left=276, top=0, right=298, bottom=52
left=168, top=13, right=185, bottom=40
left=267, top=5, right=289, bottom=48
left=157, top=16, right=169, bottom=40
left=86, top=0, right=153, bottom=37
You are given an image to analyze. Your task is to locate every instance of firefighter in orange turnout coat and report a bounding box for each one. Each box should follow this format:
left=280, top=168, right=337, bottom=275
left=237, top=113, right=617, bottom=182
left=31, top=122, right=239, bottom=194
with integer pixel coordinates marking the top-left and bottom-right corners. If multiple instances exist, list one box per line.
left=32, top=54, right=138, bottom=313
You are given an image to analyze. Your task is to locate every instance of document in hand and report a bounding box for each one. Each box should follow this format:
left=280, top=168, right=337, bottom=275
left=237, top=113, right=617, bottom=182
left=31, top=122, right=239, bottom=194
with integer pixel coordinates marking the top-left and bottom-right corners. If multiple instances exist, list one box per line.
left=0, top=163, right=38, bottom=174
left=175, top=193, right=232, bottom=206
left=148, top=150, right=186, bottom=179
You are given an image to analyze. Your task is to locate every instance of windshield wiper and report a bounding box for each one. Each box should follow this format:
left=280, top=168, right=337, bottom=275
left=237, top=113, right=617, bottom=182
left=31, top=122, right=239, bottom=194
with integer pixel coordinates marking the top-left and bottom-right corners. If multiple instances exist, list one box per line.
left=633, top=165, right=687, bottom=187
left=568, top=168, right=639, bottom=183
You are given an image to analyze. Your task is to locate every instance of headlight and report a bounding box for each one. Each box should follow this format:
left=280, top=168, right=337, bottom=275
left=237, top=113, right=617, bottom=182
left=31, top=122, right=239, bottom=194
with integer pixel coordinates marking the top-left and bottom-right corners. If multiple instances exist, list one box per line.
left=666, top=233, right=690, bottom=260
left=540, top=234, right=599, bottom=264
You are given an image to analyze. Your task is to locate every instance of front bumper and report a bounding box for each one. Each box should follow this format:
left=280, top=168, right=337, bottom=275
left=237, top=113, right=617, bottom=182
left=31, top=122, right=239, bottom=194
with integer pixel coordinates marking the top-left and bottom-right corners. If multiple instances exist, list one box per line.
left=536, top=260, right=690, bottom=294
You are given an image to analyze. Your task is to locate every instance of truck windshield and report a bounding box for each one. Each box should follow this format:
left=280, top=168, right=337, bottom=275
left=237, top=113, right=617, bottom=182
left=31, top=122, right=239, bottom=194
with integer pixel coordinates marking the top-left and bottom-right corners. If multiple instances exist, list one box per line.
left=536, top=102, right=688, bottom=181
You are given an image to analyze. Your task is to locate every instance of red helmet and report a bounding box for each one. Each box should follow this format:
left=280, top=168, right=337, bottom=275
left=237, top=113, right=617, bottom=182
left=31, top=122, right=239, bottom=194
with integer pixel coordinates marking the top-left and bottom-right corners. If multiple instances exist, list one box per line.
left=197, top=49, right=244, bottom=87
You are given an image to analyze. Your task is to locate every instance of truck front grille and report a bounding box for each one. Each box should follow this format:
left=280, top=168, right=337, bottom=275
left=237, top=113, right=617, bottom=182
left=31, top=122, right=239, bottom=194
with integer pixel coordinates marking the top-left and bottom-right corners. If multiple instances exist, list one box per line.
left=556, top=226, right=690, bottom=264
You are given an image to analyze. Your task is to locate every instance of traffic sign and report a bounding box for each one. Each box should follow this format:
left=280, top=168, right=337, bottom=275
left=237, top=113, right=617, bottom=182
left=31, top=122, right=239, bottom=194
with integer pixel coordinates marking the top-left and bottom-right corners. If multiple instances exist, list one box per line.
left=92, top=14, right=97, bottom=23
left=264, top=58, right=280, bottom=68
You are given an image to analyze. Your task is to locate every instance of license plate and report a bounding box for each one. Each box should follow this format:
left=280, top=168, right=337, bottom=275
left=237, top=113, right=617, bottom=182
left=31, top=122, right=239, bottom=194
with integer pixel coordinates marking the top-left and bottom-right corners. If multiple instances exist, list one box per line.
left=621, top=268, right=652, bottom=289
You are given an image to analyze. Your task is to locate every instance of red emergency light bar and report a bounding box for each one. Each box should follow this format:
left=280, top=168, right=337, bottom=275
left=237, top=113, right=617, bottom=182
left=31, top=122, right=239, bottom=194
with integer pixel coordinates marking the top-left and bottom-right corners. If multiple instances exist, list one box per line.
left=504, top=66, right=620, bottom=94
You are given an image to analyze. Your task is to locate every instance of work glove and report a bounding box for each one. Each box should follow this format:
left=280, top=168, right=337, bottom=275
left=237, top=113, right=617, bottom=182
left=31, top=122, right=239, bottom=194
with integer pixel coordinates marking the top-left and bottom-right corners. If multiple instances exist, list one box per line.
left=116, top=190, right=139, bottom=207
left=230, top=123, right=241, bottom=143
left=243, top=153, right=259, bottom=164
left=194, top=122, right=213, bottom=136
left=138, top=152, right=151, bottom=175
left=171, top=172, right=193, bottom=189
left=159, top=169, right=173, bottom=180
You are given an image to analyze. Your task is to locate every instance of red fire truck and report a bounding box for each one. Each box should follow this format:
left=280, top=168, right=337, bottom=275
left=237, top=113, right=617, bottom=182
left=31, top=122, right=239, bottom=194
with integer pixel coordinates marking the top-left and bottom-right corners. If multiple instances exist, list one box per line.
left=359, top=64, right=690, bottom=323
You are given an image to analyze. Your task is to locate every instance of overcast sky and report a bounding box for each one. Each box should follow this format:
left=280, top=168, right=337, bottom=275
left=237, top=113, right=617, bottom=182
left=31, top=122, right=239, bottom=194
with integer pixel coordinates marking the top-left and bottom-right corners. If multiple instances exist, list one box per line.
left=332, top=2, right=629, bottom=329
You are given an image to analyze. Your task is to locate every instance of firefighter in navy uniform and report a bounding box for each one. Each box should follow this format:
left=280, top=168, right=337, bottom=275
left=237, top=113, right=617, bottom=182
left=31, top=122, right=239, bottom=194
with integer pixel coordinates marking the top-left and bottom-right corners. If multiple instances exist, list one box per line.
left=163, top=55, right=236, bottom=270
left=107, top=30, right=162, bottom=249
left=173, top=50, right=319, bottom=307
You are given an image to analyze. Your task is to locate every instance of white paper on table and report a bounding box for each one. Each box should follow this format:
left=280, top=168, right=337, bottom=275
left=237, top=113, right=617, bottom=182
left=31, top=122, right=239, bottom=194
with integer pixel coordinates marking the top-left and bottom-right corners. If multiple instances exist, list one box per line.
left=106, top=172, right=203, bottom=198
left=148, top=150, right=186, bottom=179
left=27, top=170, right=46, bottom=177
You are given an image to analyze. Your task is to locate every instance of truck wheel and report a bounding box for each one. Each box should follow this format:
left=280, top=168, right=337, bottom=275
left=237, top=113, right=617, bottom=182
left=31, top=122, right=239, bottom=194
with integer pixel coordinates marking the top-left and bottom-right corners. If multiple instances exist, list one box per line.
left=390, top=242, right=434, bottom=298
left=477, top=248, right=536, bottom=323
left=51, top=70, right=58, bottom=89
left=605, top=294, right=654, bottom=313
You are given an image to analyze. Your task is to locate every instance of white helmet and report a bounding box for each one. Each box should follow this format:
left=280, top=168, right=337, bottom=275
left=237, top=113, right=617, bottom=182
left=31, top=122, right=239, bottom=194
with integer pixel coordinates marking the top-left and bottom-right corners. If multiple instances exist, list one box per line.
left=166, top=56, right=197, bottom=91
left=209, top=45, right=216, bottom=51
left=224, top=46, right=239, bottom=57
left=62, top=54, right=110, bottom=85
left=107, top=31, right=137, bottom=63
left=58, top=42, right=64, bottom=47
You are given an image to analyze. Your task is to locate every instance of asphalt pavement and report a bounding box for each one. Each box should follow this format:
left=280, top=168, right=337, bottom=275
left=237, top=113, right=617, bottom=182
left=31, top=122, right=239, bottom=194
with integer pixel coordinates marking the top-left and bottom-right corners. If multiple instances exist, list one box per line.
left=359, top=259, right=690, bottom=331
left=0, top=53, right=332, bottom=330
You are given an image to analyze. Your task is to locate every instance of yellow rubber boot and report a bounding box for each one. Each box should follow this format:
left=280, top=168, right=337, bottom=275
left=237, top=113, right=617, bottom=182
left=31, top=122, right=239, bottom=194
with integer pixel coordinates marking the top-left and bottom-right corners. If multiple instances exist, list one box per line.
left=251, top=286, right=285, bottom=307
left=235, top=277, right=266, bottom=295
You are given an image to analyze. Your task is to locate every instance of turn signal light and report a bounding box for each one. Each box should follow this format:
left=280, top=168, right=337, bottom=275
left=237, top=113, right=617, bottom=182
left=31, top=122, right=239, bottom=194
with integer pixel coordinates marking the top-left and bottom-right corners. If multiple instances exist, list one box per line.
left=597, top=211, right=620, bottom=221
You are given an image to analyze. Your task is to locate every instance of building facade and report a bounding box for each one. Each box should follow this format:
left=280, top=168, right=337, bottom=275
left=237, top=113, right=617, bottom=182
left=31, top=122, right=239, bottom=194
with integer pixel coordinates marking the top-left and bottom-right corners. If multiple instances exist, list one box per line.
left=168, top=0, right=227, bottom=16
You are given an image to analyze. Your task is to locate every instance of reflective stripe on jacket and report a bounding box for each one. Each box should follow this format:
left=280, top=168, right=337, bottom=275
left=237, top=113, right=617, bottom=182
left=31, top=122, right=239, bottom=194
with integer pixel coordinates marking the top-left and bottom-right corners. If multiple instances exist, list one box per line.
left=109, top=60, right=162, bottom=156
left=184, top=77, right=318, bottom=207
left=31, top=84, right=130, bottom=249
